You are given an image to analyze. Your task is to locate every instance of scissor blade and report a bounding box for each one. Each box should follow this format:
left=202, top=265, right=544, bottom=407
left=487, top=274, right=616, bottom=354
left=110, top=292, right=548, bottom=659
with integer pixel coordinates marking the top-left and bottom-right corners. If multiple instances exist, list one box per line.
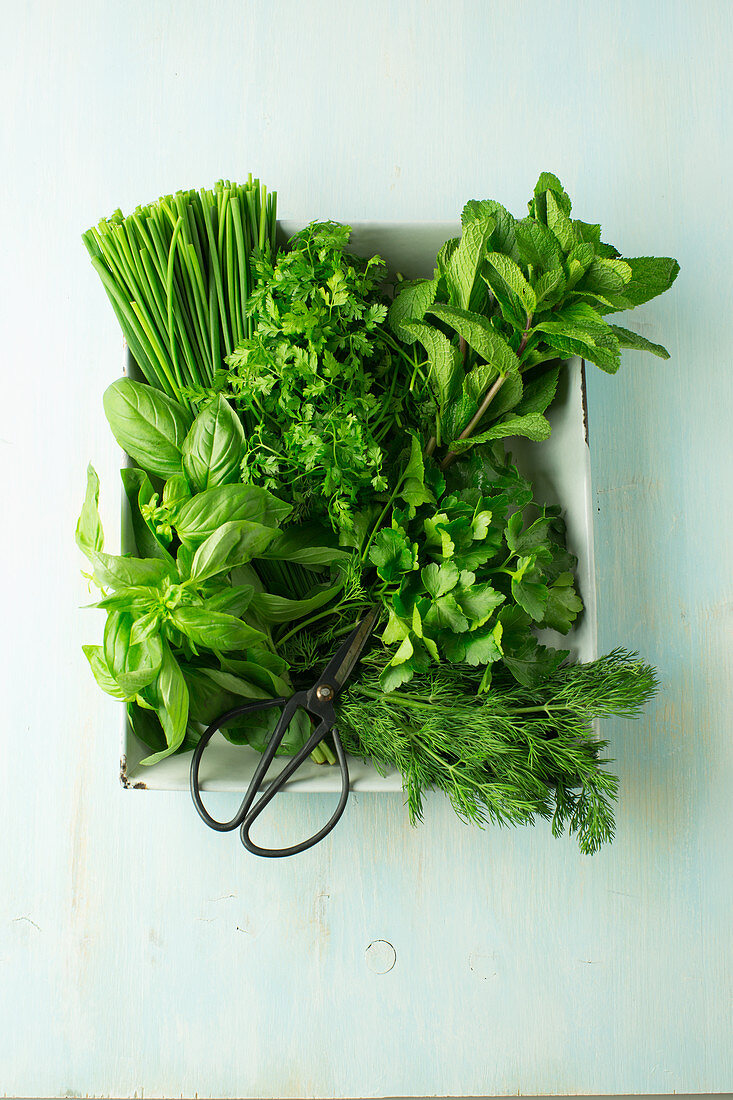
left=320, top=605, right=381, bottom=695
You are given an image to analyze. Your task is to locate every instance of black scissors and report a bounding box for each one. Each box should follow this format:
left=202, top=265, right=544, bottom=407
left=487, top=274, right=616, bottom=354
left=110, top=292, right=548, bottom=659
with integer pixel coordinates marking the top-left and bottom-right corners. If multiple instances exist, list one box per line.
left=190, top=606, right=380, bottom=858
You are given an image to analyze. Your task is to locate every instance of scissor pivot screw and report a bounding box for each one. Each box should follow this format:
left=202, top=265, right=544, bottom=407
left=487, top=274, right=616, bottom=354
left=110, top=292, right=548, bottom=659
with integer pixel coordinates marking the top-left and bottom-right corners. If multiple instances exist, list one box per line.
left=316, top=684, right=334, bottom=701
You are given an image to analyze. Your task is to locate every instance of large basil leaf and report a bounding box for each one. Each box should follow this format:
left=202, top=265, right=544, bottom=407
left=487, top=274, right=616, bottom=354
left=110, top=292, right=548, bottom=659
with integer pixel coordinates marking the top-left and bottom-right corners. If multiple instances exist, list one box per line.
left=93, top=585, right=158, bottom=613
left=162, top=472, right=192, bottom=510
left=103, top=610, right=133, bottom=679
left=258, top=524, right=352, bottom=568
left=249, top=573, right=346, bottom=624
left=87, top=550, right=174, bottom=590
left=190, top=520, right=279, bottom=582
left=227, top=705, right=311, bottom=756
left=200, top=585, right=255, bottom=617
left=76, top=464, right=104, bottom=556
left=139, top=643, right=189, bottom=764
left=120, top=467, right=177, bottom=565
left=169, top=607, right=267, bottom=651
left=197, top=667, right=274, bottom=702
left=182, top=395, right=245, bottom=491
left=82, top=644, right=127, bottom=700
left=183, top=666, right=268, bottom=726
left=127, top=702, right=168, bottom=753
left=219, top=655, right=291, bottom=697
left=175, top=484, right=291, bottom=548
left=103, top=612, right=163, bottom=696
left=103, top=378, right=191, bottom=477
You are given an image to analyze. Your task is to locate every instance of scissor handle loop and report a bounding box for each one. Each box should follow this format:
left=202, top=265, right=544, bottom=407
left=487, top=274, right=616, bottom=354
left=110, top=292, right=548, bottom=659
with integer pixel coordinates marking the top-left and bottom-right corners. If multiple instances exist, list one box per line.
left=240, top=715, right=350, bottom=858
left=189, top=695, right=290, bottom=831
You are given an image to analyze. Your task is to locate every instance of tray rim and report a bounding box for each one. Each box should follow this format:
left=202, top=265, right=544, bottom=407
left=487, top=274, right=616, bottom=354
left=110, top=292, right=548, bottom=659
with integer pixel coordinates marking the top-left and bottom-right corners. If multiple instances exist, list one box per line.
left=115, top=219, right=597, bottom=792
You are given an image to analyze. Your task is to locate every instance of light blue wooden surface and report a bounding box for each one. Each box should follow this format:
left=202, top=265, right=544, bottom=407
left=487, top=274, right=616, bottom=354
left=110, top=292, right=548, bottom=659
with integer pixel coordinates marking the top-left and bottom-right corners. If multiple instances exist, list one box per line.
left=0, top=1, right=731, bottom=1096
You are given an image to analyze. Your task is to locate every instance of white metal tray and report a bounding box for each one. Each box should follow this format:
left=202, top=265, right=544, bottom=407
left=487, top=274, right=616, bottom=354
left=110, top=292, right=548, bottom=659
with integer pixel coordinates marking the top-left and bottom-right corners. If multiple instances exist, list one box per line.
left=119, top=223, right=596, bottom=791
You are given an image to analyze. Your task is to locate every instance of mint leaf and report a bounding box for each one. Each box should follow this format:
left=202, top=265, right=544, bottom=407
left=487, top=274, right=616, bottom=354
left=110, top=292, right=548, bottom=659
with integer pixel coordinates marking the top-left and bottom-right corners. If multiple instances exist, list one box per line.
left=485, top=253, right=536, bottom=314
left=572, top=220, right=602, bottom=248
left=538, top=300, right=610, bottom=332
left=545, top=190, right=575, bottom=252
left=435, top=237, right=459, bottom=275
left=563, top=243, right=596, bottom=291
left=533, top=268, right=566, bottom=308
left=404, top=320, right=463, bottom=407
left=486, top=371, right=524, bottom=418
left=578, top=257, right=632, bottom=295
left=446, top=207, right=496, bottom=310
left=604, top=256, right=680, bottom=311
left=539, top=327, right=621, bottom=373
left=514, top=364, right=561, bottom=416
left=462, top=359, right=495, bottom=403
left=449, top=412, right=552, bottom=451
left=533, top=304, right=621, bottom=373
left=442, top=390, right=478, bottom=442
left=514, top=219, right=563, bottom=271
left=463, top=198, right=518, bottom=257
left=427, top=304, right=520, bottom=377
left=609, top=325, right=670, bottom=359
left=388, top=278, right=438, bottom=343
left=474, top=199, right=520, bottom=261
left=530, top=173, right=572, bottom=221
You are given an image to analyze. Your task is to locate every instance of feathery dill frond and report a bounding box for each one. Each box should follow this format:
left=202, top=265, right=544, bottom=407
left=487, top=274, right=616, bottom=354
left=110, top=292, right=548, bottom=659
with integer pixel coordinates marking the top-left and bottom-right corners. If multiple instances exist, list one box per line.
left=337, top=650, right=658, bottom=854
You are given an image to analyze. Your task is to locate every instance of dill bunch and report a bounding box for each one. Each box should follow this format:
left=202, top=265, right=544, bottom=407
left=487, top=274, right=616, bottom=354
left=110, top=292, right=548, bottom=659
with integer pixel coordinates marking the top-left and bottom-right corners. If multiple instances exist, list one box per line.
left=337, top=649, right=658, bottom=854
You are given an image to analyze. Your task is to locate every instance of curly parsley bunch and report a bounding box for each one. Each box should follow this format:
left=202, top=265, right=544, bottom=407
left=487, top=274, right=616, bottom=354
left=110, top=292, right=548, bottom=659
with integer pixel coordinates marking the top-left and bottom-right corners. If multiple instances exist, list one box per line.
left=224, top=222, right=400, bottom=534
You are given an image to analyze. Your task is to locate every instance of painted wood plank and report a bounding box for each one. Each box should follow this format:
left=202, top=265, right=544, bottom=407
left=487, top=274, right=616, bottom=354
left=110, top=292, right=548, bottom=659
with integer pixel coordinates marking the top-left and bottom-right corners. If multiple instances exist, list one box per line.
left=0, top=0, right=731, bottom=1096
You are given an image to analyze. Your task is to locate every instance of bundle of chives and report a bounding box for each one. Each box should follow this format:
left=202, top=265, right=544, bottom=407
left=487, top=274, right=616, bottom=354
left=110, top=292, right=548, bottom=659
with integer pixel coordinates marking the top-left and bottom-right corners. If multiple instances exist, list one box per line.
left=82, top=177, right=278, bottom=406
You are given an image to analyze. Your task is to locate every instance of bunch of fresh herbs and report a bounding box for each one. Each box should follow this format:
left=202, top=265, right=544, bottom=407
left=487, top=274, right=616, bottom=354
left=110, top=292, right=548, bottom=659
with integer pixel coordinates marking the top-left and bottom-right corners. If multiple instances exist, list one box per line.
left=221, top=222, right=401, bottom=535
left=83, top=177, right=277, bottom=407
left=387, top=172, right=679, bottom=466
left=80, top=173, right=677, bottom=851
